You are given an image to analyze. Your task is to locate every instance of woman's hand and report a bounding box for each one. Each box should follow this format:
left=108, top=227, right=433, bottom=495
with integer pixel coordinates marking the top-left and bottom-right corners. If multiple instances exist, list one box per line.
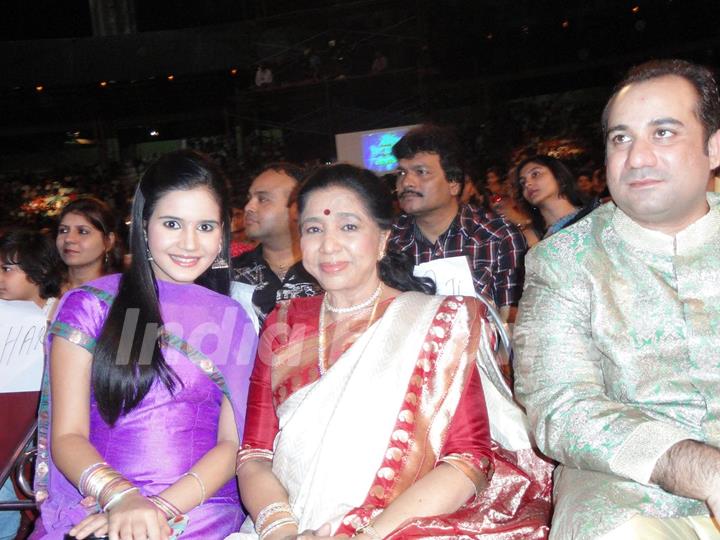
left=105, top=491, right=171, bottom=540
left=291, top=522, right=348, bottom=539
left=258, top=522, right=299, bottom=540
left=69, top=511, right=108, bottom=540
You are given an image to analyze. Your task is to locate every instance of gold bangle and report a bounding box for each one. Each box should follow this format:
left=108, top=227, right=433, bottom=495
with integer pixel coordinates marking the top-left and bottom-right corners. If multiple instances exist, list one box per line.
left=182, top=471, right=206, bottom=505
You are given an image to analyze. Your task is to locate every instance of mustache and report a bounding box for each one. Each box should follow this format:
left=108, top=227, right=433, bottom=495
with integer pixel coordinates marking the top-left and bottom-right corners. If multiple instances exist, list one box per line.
left=398, top=189, right=423, bottom=198
left=620, top=168, right=668, bottom=183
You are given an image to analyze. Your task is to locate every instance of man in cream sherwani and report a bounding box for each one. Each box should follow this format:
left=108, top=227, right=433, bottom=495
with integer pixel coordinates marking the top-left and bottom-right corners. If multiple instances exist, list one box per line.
left=515, top=59, right=720, bottom=539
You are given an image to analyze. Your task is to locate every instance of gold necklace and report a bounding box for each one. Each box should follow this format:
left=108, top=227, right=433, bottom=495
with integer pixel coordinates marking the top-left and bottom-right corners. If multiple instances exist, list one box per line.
left=274, top=263, right=288, bottom=281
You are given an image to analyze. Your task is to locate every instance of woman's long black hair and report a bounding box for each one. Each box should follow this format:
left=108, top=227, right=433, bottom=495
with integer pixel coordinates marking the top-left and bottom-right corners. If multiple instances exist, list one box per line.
left=296, top=163, right=435, bottom=295
left=514, top=154, right=585, bottom=233
left=92, top=150, right=232, bottom=425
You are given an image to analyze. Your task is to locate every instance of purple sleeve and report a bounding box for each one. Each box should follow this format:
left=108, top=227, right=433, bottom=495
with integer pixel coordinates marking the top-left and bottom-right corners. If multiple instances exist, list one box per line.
left=48, top=289, right=109, bottom=353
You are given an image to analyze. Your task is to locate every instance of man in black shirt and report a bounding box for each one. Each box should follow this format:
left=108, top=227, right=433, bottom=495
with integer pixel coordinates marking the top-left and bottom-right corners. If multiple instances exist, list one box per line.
left=232, top=163, right=321, bottom=323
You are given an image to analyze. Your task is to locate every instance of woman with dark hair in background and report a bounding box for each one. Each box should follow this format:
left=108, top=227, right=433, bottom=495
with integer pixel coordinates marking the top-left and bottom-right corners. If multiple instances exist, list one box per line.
left=231, top=164, right=551, bottom=540
left=515, top=154, right=599, bottom=239
left=33, top=150, right=257, bottom=540
left=56, top=197, right=121, bottom=293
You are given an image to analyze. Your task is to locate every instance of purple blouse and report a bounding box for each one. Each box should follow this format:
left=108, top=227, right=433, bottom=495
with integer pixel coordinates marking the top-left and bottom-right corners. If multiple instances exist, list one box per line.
left=32, top=274, right=257, bottom=539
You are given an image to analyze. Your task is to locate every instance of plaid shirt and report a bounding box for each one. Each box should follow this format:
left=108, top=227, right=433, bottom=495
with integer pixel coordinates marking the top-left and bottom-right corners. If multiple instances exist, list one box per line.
left=388, top=204, right=527, bottom=307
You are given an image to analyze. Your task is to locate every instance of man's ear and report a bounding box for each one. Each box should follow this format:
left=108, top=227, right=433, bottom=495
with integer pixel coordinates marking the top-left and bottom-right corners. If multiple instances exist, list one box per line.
left=449, top=180, right=462, bottom=197
left=707, top=129, right=720, bottom=171
left=288, top=201, right=299, bottom=223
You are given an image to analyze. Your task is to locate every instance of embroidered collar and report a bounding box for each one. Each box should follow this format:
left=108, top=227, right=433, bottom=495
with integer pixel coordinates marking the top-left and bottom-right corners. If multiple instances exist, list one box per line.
left=612, top=193, right=720, bottom=256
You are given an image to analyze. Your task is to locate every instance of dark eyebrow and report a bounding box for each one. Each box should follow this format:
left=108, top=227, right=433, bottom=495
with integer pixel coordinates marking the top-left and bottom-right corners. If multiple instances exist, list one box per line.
left=606, top=124, right=628, bottom=136
left=650, top=117, right=684, bottom=127
left=157, top=216, right=219, bottom=224
left=608, top=118, right=684, bottom=136
left=300, top=216, right=323, bottom=226
left=300, top=212, right=361, bottom=226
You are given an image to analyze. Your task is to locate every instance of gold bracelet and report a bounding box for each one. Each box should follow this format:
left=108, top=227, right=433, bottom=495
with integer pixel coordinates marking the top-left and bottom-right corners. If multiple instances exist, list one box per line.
left=182, top=471, right=206, bottom=505
left=148, top=494, right=181, bottom=519
left=259, top=517, right=298, bottom=540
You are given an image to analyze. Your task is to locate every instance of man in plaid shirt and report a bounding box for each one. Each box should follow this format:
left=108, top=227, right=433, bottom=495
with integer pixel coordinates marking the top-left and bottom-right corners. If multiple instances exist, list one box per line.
left=387, top=124, right=527, bottom=322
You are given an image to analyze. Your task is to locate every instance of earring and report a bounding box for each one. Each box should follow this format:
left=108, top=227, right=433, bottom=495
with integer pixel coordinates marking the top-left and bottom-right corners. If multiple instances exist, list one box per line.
left=211, top=254, right=229, bottom=270
left=143, top=231, right=154, bottom=262
left=104, top=251, right=109, bottom=266
left=211, top=245, right=229, bottom=270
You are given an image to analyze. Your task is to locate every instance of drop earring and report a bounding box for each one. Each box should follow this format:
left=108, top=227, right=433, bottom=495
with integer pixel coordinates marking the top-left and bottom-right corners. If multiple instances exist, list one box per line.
left=211, top=247, right=229, bottom=270
left=144, top=231, right=154, bottom=262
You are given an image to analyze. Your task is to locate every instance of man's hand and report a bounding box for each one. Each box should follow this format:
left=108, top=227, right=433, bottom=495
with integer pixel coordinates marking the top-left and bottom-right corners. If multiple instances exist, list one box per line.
left=706, top=492, right=720, bottom=519
left=651, top=439, right=720, bottom=516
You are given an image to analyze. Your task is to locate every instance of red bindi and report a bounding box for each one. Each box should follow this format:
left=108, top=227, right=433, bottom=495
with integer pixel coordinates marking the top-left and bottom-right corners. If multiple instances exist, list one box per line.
left=323, top=209, right=331, bottom=215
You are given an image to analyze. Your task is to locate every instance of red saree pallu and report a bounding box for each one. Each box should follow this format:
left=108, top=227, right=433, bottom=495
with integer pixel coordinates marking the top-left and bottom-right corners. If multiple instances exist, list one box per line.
left=232, top=293, right=551, bottom=539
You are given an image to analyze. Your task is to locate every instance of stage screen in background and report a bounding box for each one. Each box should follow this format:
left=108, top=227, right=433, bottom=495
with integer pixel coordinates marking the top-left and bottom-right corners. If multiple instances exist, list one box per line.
left=335, top=125, right=417, bottom=173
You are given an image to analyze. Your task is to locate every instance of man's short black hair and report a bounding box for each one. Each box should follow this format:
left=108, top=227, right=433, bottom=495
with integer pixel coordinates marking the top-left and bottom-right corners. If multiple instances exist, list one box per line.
left=254, top=161, right=305, bottom=183
left=392, top=124, right=466, bottom=184
left=251, top=161, right=305, bottom=207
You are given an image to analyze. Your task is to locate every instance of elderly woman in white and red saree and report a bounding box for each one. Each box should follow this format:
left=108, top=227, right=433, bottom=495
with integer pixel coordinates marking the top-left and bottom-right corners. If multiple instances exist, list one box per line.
left=229, top=164, right=552, bottom=540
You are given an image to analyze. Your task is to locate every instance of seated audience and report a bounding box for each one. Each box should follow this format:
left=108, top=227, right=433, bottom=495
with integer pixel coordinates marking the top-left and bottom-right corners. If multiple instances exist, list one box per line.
left=0, top=229, right=63, bottom=314
left=387, top=125, right=526, bottom=322
left=592, top=167, right=611, bottom=201
left=460, top=165, right=493, bottom=212
left=232, top=163, right=321, bottom=324
left=56, top=197, right=121, bottom=293
left=575, top=167, right=595, bottom=201
left=231, top=164, right=551, bottom=539
left=515, top=154, right=599, bottom=239
left=0, top=229, right=63, bottom=540
left=229, top=204, right=255, bottom=258
left=32, top=150, right=257, bottom=539
left=515, top=59, right=720, bottom=538
left=484, top=166, right=507, bottom=196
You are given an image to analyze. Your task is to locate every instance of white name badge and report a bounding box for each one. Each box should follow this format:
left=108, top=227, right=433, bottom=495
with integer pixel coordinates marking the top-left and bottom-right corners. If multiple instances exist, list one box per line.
left=0, top=300, right=46, bottom=393
left=412, top=255, right=476, bottom=297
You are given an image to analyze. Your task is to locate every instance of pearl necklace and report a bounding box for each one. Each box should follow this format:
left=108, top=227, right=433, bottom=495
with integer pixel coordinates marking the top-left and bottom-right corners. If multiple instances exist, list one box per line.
left=323, top=283, right=383, bottom=313
left=318, top=283, right=383, bottom=375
